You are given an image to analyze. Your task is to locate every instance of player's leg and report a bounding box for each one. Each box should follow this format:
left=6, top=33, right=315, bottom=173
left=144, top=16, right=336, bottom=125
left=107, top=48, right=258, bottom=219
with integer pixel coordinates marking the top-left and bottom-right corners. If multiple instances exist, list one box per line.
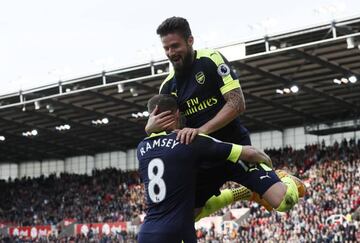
left=195, top=185, right=252, bottom=221
left=232, top=162, right=300, bottom=211
left=276, top=169, right=306, bottom=197
left=195, top=169, right=305, bottom=221
left=194, top=133, right=255, bottom=218
left=195, top=163, right=304, bottom=221
left=194, top=165, right=253, bottom=218
left=233, top=133, right=306, bottom=203
left=194, top=133, right=270, bottom=221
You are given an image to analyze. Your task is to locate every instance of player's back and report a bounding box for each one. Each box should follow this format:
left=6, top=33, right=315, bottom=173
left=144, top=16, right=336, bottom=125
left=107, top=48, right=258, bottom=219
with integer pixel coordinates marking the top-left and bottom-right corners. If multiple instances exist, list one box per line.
left=137, top=131, right=197, bottom=242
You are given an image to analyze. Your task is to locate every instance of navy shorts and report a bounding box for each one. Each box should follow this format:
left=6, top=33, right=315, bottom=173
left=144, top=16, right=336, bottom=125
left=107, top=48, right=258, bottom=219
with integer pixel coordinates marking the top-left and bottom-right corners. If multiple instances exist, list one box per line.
left=195, top=134, right=281, bottom=208
left=138, top=232, right=196, bottom=243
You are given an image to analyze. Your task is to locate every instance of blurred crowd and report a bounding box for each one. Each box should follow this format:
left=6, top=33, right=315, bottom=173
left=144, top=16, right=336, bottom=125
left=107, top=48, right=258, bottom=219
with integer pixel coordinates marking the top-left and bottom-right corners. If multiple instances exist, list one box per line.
left=0, top=168, right=144, bottom=226
left=0, top=138, right=359, bottom=242
left=0, top=233, right=137, bottom=243
left=197, top=138, right=360, bottom=242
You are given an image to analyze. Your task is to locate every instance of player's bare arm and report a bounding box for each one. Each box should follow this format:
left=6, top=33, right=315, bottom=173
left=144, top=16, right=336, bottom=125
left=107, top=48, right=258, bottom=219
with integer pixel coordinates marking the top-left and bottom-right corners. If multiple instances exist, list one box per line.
left=223, top=87, right=245, bottom=113
left=199, top=87, right=245, bottom=134
left=177, top=88, right=245, bottom=144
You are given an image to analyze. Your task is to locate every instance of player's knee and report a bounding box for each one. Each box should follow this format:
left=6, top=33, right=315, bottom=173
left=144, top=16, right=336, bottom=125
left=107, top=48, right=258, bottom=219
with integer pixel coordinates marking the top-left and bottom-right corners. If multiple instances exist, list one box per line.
left=276, top=176, right=299, bottom=212
left=262, top=182, right=286, bottom=208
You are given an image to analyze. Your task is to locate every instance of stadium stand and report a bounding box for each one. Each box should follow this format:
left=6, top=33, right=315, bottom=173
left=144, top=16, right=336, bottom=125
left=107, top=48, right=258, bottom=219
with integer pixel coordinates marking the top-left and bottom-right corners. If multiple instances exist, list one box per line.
left=0, top=139, right=358, bottom=242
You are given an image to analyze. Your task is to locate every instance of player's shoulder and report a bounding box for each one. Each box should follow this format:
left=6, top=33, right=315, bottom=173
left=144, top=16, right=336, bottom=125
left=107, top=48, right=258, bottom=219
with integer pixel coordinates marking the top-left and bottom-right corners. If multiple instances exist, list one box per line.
left=196, top=48, right=218, bottom=58
left=197, top=133, right=222, bottom=142
left=196, top=49, right=225, bottom=65
left=159, top=69, right=175, bottom=93
left=190, top=133, right=223, bottom=148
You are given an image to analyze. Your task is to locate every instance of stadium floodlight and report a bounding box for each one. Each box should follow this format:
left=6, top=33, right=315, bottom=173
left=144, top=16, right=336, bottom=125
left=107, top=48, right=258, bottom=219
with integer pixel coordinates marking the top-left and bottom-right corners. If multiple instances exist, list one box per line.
left=102, top=118, right=109, bottom=124
left=0, top=136, right=5, bottom=141
left=333, top=78, right=342, bottom=84
left=46, top=104, right=54, bottom=113
left=117, top=84, right=124, bottom=93
left=31, top=129, right=38, bottom=136
left=349, top=75, right=357, bottom=83
left=130, top=87, right=138, bottom=97
left=56, top=124, right=71, bottom=131
left=269, top=45, right=277, bottom=51
left=143, top=111, right=149, bottom=117
left=34, top=101, right=40, bottom=110
left=131, top=113, right=138, bottom=118
left=157, top=69, right=164, bottom=74
left=65, top=88, right=71, bottom=93
left=276, top=89, right=284, bottom=94
left=346, top=37, right=355, bottom=49
left=92, top=118, right=109, bottom=125
left=341, top=78, right=348, bottom=84
left=283, top=88, right=291, bottom=94
left=22, top=105, right=26, bottom=112
left=290, top=85, right=299, bottom=93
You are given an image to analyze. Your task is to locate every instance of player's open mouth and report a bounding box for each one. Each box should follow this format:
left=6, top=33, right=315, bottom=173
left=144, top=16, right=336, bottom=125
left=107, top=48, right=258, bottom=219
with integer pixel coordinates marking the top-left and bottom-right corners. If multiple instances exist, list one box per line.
left=171, top=57, right=181, bottom=64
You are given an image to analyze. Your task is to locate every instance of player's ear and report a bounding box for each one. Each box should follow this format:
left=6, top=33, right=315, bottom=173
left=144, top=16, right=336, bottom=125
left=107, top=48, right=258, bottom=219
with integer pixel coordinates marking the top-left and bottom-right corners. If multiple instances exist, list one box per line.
left=175, top=109, right=180, bottom=117
left=187, top=35, right=194, bottom=46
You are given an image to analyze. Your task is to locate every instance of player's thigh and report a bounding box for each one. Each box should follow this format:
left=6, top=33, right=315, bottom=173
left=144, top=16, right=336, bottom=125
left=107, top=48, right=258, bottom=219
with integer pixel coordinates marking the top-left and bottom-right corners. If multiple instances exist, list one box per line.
left=195, top=165, right=227, bottom=208
left=225, top=162, right=280, bottom=196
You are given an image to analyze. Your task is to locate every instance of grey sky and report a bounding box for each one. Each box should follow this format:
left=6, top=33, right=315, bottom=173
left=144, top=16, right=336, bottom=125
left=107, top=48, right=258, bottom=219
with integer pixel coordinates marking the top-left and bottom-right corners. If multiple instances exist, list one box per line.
left=1, top=0, right=359, bottom=95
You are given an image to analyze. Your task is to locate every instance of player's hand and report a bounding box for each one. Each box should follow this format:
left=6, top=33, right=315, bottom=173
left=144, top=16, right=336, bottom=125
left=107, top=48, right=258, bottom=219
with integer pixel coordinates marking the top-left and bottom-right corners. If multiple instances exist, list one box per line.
left=258, top=152, right=273, bottom=169
left=254, top=148, right=273, bottom=168
left=176, top=127, right=199, bottom=144
left=145, top=106, right=175, bottom=134
left=242, top=146, right=273, bottom=168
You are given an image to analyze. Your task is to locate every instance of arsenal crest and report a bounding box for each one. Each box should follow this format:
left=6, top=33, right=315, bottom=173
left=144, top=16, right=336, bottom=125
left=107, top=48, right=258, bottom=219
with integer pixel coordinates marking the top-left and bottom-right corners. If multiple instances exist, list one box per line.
left=195, top=72, right=205, bottom=84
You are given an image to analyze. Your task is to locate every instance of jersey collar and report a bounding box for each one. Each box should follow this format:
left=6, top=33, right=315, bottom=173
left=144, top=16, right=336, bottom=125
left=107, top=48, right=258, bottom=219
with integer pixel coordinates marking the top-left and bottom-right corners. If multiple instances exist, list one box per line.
left=146, top=131, right=168, bottom=139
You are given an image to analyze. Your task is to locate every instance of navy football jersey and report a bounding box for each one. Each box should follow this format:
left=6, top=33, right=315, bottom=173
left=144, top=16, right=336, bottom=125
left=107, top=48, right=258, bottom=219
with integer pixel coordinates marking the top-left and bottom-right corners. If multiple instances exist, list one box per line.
left=159, top=49, right=249, bottom=144
left=137, top=131, right=242, bottom=239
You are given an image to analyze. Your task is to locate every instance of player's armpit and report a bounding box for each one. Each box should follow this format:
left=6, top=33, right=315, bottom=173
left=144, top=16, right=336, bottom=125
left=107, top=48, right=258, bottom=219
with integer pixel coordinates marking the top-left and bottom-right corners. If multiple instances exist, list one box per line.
left=223, top=88, right=246, bottom=113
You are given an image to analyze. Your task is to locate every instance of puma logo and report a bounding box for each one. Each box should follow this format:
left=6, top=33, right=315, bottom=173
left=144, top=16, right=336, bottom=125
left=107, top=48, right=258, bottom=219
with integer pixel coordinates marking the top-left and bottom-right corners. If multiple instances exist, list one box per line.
left=260, top=174, right=271, bottom=180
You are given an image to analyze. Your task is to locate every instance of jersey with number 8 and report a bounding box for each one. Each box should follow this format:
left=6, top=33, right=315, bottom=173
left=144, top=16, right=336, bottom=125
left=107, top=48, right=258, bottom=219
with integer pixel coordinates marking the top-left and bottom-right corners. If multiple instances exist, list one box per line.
left=148, top=158, right=166, bottom=203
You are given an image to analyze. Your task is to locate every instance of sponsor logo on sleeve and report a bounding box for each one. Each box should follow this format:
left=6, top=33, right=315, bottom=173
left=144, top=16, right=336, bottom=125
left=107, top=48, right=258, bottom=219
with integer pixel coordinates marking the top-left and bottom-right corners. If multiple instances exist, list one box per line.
left=217, top=64, right=230, bottom=76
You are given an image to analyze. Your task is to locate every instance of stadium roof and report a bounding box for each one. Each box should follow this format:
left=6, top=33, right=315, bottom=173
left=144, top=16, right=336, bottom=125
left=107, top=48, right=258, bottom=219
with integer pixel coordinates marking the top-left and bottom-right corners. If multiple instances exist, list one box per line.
left=1, top=16, right=360, bottom=162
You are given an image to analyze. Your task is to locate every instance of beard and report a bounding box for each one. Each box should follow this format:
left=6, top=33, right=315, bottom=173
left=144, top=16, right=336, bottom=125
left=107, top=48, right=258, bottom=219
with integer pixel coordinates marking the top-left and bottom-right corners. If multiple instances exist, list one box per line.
left=172, top=49, right=194, bottom=75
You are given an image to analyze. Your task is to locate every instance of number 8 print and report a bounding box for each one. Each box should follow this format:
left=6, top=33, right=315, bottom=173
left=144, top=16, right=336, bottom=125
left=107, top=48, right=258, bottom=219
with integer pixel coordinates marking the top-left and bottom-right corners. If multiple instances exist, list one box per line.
left=148, top=158, right=166, bottom=203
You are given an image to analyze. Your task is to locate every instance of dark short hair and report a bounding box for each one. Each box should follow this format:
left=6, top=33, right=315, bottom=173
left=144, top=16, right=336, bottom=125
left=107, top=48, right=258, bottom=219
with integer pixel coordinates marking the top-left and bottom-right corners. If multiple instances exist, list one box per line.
left=156, top=17, right=192, bottom=39
left=147, top=94, right=178, bottom=114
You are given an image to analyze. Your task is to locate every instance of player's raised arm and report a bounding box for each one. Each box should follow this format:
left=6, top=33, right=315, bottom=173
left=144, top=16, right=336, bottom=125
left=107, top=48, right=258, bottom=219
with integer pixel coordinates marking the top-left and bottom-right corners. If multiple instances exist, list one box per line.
left=198, top=51, right=246, bottom=135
